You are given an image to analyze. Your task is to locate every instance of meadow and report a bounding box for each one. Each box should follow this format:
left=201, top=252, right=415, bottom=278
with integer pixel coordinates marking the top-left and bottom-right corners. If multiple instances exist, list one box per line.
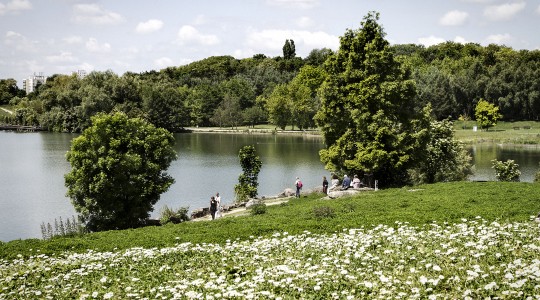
left=1, top=182, right=540, bottom=298
left=453, top=121, right=540, bottom=144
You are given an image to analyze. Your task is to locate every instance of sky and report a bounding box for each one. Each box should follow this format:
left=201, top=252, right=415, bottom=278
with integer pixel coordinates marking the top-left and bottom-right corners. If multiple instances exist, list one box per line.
left=1, top=0, right=540, bottom=86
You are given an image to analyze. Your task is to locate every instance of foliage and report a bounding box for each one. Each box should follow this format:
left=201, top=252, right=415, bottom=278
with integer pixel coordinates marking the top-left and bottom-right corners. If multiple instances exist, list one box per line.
left=159, top=205, right=190, bottom=225
left=264, top=84, right=291, bottom=130
left=313, top=206, right=335, bottom=219
left=40, top=216, right=84, bottom=240
left=492, top=159, right=521, bottom=182
left=282, top=39, right=296, bottom=59
left=315, top=12, right=430, bottom=187
left=142, top=83, right=189, bottom=131
left=475, top=99, right=502, bottom=131
left=234, top=145, right=262, bottom=202
left=65, top=112, right=177, bottom=232
left=249, top=203, right=267, bottom=215
left=409, top=119, right=473, bottom=184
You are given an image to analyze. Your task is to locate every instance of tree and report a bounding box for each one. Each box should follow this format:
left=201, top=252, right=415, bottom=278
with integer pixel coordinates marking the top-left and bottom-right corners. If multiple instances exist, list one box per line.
left=409, top=119, right=472, bottom=184
left=475, top=99, right=501, bottom=131
left=282, top=39, right=296, bottom=59
left=234, top=145, right=262, bottom=202
left=142, top=83, right=189, bottom=131
left=212, top=95, right=243, bottom=129
left=65, top=112, right=177, bottom=231
left=492, top=159, right=520, bottom=182
left=265, top=84, right=292, bottom=130
left=315, top=12, right=430, bottom=187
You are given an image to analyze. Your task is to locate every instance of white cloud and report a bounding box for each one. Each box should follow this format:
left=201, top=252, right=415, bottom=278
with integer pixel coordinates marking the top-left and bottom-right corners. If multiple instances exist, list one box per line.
left=154, top=57, right=173, bottom=68
left=0, top=0, right=31, bottom=15
left=454, top=36, right=468, bottom=44
left=4, top=30, right=37, bottom=52
left=484, top=2, right=525, bottom=21
left=62, top=36, right=83, bottom=44
left=85, top=38, right=111, bottom=53
left=135, top=19, right=164, bottom=34
left=484, top=33, right=512, bottom=44
left=46, top=52, right=78, bottom=63
left=440, top=10, right=469, bottom=26
left=537, top=4, right=540, bottom=15
left=245, top=29, right=338, bottom=55
left=72, top=4, right=124, bottom=25
left=418, top=35, right=446, bottom=47
left=296, top=16, right=314, bottom=28
left=266, top=0, right=319, bottom=9
left=177, top=25, right=220, bottom=46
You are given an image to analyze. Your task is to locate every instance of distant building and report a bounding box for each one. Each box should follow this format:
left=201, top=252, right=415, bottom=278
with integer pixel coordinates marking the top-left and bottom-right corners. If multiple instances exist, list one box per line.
left=73, top=69, right=87, bottom=79
left=22, top=72, right=46, bottom=94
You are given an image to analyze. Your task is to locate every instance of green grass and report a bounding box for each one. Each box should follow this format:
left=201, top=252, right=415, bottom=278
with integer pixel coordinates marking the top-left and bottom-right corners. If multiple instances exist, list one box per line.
left=1, top=181, right=539, bottom=260
left=454, top=120, right=540, bottom=144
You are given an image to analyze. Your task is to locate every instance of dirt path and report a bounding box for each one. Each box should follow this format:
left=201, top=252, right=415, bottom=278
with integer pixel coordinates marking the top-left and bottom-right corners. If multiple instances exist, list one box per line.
left=192, top=197, right=293, bottom=221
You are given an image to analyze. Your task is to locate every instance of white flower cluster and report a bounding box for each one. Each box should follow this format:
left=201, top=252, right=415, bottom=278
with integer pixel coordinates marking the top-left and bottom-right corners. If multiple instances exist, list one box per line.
left=1, top=218, right=540, bottom=299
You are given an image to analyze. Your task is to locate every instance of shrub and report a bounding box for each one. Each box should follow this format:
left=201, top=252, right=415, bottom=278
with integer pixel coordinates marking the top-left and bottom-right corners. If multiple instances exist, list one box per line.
left=160, top=206, right=190, bottom=225
left=249, top=203, right=267, bottom=215
left=313, top=206, right=335, bottom=219
left=491, top=159, right=521, bottom=182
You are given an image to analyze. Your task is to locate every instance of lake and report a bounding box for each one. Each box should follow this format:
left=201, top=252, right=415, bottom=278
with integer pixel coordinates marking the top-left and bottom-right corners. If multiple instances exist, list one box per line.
left=1, top=131, right=539, bottom=242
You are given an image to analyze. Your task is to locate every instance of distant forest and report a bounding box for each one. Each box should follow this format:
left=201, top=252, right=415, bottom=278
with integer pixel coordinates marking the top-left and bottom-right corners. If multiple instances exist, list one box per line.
left=1, top=41, right=539, bottom=133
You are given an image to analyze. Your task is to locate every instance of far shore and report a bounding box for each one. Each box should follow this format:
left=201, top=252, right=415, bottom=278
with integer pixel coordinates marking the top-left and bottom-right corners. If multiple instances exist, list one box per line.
left=184, top=126, right=322, bottom=137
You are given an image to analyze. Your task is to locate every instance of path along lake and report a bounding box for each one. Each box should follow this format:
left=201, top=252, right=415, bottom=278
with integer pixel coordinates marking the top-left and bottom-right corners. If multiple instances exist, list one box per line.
left=1, top=131, right=540, bottom=242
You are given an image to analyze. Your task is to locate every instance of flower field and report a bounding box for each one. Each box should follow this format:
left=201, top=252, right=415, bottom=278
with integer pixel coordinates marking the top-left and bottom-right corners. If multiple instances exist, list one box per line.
left=2, top=217, right=540, bottom=299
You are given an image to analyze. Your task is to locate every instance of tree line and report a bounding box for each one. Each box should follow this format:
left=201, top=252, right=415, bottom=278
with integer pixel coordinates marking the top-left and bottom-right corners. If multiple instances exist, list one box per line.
left=2, top=34, right=538, bottom=133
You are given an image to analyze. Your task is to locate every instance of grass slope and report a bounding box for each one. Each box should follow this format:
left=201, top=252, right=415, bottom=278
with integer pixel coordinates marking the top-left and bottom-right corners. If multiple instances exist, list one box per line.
left=1, top=181, right=539, bottom=260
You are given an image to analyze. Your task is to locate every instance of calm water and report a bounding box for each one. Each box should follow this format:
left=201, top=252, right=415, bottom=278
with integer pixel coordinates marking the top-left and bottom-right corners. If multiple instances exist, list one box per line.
left=1, top=131, right=539, bottom=242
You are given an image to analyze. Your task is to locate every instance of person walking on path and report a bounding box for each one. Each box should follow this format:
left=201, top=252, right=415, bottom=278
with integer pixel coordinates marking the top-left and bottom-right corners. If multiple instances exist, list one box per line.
left=209, top=196, right=218, bottom=220
left=322, top=176, right=329, bottom=194
left=295, top=177, right=303, bottom=198
left=215, top=192, right=222, bottom=219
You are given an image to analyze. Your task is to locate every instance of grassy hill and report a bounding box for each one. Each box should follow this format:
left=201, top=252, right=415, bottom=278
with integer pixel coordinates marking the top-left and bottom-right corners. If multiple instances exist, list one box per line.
left=2, top=181, right=538, bottom=259
left=2, top=181, right=540, bottom=298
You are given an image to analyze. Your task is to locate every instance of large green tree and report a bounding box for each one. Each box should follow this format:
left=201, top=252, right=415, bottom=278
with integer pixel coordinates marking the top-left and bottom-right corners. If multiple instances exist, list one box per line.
left=475, top=99, right=501, bottom=131
left=65, top=112, right=177, bottom=231
left=315, top=12, right=430, bottom=187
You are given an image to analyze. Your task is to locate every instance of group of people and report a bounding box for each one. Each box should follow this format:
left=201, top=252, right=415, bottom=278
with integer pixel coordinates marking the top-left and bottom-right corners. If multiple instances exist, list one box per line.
left=297, top=174, right=365, bottom=197
left=209, top=174, right=365, bottom=217
left=209, top=192, right=222, bottom=220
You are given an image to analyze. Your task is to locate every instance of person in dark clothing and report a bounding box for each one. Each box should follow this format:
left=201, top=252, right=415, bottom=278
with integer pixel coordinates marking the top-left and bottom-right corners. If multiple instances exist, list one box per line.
left=322, top=176, right=329, bottom=194
left=342, top=175, right=351, bottom=190
left=209, top=196, right=218, bottom=220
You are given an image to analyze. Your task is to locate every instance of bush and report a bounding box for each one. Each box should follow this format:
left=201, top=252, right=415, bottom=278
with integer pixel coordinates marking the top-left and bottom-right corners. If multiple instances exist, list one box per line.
left=249, top=203, right=267, bottom=215
left=160, top=206, right=190, bottom=225
left=492, top=159, right=521, bottom=182
left=313, top=206, right=335, bottom=219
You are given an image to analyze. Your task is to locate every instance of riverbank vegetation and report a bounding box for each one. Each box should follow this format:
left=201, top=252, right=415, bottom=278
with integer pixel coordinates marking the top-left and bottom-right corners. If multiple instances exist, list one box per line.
left=1, top=182, right=540, bottom=298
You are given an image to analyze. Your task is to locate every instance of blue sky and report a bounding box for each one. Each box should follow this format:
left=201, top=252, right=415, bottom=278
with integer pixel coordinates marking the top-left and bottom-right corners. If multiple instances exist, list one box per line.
left=1, top=0, right=539, bottom=85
